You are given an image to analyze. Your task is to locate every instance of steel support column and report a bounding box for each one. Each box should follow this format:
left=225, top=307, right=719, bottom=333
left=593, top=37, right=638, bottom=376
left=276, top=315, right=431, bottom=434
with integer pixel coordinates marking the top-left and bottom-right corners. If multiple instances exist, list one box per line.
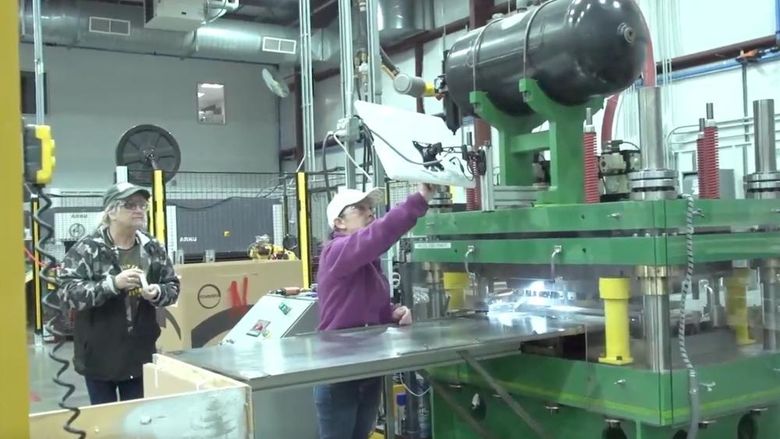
left=365, top=0, right=385, bottom=198
left=1, top=0, right=31, bottom=435
left=339, top=0, right=357, bottom=188
left=299, top=0, right=316, bottom=172
left=293, top=67, right=304, bottom=167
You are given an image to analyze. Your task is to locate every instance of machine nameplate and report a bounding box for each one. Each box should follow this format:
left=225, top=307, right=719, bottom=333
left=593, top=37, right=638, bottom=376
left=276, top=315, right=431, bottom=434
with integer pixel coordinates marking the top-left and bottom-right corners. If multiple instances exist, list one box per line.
left=414, top=242, right=452, bottom=249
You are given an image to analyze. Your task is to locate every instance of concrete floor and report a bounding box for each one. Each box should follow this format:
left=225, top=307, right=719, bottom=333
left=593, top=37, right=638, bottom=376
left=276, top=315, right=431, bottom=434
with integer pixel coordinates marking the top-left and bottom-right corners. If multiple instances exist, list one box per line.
left=28, top=331, right=90, bottom=413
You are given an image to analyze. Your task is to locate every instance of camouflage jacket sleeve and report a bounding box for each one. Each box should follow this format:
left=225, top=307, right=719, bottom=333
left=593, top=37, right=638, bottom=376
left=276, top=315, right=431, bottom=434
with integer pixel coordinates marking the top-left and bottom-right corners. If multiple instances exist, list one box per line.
left=57, top=239, right=119, bottom=311
left=149, top=244, right=180, bottom=308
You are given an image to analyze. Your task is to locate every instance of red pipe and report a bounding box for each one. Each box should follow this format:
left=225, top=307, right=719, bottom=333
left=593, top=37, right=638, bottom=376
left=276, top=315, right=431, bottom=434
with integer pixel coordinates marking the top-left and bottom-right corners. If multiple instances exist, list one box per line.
left=583, top=131, right=600, bottom=203
left=643, top=40, right=657, bottom=87
left=601, top=41, right=657, bottom=148
left=600, top=95, right=619, bottom=148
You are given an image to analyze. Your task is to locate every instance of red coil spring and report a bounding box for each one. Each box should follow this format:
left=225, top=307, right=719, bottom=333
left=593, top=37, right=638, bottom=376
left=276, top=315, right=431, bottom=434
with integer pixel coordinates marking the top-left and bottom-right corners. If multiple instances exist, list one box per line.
left=697, top=126, right=720, bottom=199
left=695, top=134, right=705, bottom=195
left=583, top=131, right=599, bottom=203
left=466, top=159, right=482, bottom=210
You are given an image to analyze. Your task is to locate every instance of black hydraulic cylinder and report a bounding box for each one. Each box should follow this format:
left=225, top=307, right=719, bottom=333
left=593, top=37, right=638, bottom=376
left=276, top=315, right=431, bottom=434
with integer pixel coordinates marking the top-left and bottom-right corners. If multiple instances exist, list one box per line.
left=444, top=0, right=650, bottom=117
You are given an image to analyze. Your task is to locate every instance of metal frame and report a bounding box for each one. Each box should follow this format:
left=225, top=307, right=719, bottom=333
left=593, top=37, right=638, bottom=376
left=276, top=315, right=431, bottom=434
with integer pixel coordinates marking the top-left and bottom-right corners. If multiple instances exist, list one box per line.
left=470, top=79, right=602, bottom=205
left=413, top=198, right=780, bottom=235
left=411, top=233, right=780, bottom=265
left=409, top=198, right=780, bottom=267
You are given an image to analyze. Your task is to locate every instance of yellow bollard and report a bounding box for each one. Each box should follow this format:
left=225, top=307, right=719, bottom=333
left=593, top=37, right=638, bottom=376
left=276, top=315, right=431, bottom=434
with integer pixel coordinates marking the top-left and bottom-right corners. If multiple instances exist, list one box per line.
left=726, top=268, right=754, bottom=345
left=599, top=278, right=634, bottom=365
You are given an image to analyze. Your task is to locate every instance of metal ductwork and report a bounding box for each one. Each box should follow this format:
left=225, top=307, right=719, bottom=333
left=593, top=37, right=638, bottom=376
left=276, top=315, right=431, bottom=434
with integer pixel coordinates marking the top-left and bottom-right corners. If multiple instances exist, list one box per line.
left=306, top=0, right=435, bottom=70
left=377, top=0, right=433, bottom=44
left=310, top=20, right=341, bottom=67
left=18, top=0, right=340, bottom=65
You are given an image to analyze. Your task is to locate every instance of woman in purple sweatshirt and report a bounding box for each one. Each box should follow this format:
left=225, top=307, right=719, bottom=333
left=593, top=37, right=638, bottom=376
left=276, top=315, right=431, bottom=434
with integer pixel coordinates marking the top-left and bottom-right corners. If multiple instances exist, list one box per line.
left=314, top=183, right=433, bottom=439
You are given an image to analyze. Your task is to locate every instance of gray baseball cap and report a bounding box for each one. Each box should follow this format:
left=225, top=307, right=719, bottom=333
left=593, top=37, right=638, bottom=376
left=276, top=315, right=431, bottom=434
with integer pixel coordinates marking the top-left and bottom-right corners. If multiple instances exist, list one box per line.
left=103, top=182, right=150, bottom=207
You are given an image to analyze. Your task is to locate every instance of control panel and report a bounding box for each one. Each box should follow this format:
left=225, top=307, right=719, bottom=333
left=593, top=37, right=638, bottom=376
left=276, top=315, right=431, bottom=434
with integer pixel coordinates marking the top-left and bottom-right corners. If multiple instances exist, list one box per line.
left=221, top=294, right=318, bottom=345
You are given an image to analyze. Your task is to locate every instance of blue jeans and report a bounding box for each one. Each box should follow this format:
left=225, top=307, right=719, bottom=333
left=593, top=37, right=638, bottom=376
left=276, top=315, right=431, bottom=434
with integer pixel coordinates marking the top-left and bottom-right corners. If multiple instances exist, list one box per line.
left=84, top=377, right=143, bottom=405
left=314, top=377, right=383, bottom=439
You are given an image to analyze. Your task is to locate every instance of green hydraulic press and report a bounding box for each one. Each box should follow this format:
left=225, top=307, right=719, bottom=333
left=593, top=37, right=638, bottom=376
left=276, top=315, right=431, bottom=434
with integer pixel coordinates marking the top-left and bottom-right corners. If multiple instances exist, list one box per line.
left=401, top=0, right=780, bottom=438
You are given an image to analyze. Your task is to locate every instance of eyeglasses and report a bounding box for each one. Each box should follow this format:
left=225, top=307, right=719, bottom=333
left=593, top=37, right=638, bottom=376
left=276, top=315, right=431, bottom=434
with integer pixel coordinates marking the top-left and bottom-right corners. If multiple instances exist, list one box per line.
left=121, top=201, right=149, bottom=211
left=339, top=203, right=371, bottom=217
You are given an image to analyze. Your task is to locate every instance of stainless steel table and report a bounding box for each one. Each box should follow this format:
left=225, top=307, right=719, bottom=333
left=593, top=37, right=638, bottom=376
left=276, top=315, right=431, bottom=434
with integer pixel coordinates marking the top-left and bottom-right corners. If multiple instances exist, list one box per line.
left=171, top=313, right=594, bottom=391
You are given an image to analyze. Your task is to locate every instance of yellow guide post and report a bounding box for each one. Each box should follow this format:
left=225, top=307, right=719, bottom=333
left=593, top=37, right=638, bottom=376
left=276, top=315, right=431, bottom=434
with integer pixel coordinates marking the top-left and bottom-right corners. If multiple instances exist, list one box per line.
left=599, top=277, right=633, bottom=366
left=726, top=268, right=754, bottom=345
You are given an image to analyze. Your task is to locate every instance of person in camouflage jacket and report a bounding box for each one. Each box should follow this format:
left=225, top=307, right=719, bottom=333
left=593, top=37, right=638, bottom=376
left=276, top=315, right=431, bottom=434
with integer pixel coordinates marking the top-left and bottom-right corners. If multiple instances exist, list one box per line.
left=58, top=182, right=180, bottom=404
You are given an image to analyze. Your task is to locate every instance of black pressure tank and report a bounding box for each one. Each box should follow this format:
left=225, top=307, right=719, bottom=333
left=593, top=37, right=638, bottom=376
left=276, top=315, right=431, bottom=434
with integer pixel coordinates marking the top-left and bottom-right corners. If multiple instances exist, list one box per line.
left=444, top=0, right=650, bottom=117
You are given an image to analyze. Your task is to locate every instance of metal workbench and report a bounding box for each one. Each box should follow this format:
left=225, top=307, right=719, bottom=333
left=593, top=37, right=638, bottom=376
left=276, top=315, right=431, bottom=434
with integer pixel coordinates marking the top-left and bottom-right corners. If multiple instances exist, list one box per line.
left=171, top=314, right=595, bottom=391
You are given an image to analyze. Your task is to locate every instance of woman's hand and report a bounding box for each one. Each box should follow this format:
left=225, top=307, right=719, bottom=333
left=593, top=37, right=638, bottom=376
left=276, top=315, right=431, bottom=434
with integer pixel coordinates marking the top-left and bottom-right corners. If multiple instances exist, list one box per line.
left=141, top=284, right=161, bottom=302
left=418, top=183, right=436, bottom=201
left=392, top=305, right=413, bottom=326
left=114, top=268, right=144, bottom=290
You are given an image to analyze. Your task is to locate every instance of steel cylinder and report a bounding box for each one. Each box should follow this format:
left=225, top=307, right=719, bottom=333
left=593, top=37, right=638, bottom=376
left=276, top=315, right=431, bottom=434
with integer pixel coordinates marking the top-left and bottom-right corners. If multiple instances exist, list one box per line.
left=760, top=261, right=780, bottom=351
left=637, top=266, right=671, bottom=372
left=444, top=0, right=650, bottom=116
left=642, top=292, right=671, bottom=372
left=638, top=86, right=665, bottom=170
left=753, top=99, right=777, bottom=173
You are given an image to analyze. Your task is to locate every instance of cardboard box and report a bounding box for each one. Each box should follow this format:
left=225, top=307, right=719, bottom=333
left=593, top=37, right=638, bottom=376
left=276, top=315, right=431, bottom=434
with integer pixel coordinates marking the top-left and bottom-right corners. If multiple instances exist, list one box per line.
left=157, top=259, right=302, bottom=352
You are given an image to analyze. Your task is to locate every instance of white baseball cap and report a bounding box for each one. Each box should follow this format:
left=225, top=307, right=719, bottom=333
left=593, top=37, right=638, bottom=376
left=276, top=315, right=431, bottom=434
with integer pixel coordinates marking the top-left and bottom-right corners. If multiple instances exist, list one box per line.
left=326, top=187, right=384, bottom=229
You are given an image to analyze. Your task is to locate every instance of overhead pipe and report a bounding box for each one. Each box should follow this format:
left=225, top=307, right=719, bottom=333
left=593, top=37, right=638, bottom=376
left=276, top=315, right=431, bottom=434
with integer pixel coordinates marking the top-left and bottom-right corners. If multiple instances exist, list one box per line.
left=18, top=0, right=341, bottom=65
left=664, top=35, right=777, bottom=72
left=668, top=50, right=780, bottom=83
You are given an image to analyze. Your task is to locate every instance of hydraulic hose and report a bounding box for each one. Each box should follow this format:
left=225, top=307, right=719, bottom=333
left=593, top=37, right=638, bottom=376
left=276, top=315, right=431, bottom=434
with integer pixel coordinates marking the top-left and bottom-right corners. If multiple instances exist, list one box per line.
left=34, top=186, right=85, bottom=438
left=679, top=194, right=700, bottom=438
